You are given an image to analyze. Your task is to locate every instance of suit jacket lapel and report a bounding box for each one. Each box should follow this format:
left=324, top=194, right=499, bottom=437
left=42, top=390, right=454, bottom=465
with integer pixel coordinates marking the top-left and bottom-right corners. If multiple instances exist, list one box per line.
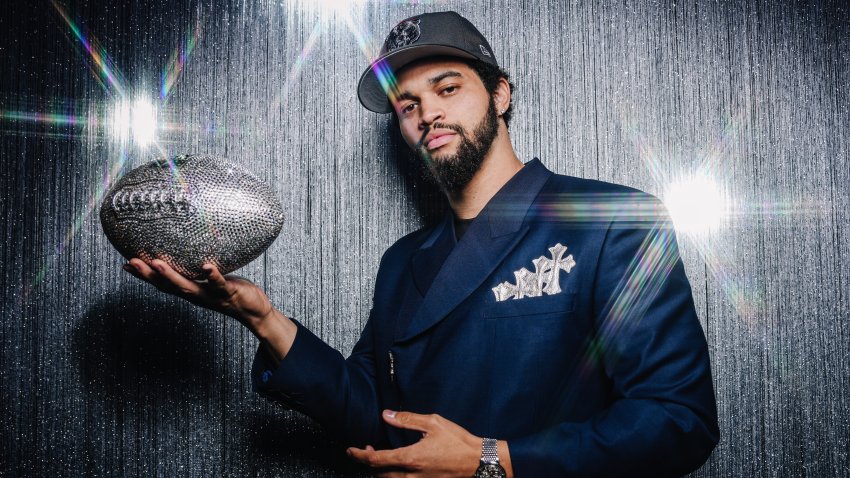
left=396, top=159, right=553, bottom=343
left=391, top=216, right=453, bottom=340
left=410, top=215, right=455, bottom=296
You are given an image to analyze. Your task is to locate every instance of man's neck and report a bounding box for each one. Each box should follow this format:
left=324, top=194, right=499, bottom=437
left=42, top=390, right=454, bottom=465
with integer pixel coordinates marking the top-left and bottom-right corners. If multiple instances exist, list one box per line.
left=447, top=126, right=524, bottom=220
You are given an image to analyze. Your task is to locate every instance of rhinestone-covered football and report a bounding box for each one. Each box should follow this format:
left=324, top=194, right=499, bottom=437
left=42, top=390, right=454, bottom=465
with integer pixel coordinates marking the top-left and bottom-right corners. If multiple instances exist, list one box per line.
left=100, top=154, right=284, bottom=279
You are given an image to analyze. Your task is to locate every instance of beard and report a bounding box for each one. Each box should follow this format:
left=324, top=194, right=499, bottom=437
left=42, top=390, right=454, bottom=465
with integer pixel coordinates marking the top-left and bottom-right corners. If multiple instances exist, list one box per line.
left=417, top=97, right=499, bottom=195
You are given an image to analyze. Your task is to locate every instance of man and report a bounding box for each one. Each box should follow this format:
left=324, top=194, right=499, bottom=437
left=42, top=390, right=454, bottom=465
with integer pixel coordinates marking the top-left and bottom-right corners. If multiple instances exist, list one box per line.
left=124, top=11, right=719, bottom=477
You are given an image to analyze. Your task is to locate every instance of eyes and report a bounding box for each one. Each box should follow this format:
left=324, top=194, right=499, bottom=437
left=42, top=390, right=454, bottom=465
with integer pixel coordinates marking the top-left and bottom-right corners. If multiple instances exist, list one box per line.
left=398, top=84, right=460, bottom=116
left=400, top=102, right=417, bottom=115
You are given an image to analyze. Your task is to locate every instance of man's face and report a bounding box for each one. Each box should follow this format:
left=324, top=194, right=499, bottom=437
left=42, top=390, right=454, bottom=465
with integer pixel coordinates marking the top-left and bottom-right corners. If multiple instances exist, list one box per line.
left=393, top=58, right=499, bottom=194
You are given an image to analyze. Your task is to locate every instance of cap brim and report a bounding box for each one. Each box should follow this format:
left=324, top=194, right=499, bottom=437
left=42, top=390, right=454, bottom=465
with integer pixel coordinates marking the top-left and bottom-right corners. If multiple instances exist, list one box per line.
left=357, top=44, right=478, bottom=114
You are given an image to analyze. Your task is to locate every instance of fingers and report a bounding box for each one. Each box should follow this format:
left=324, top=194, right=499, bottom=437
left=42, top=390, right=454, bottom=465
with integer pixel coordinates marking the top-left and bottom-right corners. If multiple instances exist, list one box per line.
left=122, top=262, right=143, bottom=278
left=124, top=258, right=201, bottom=297
left=382, top=410, right=440, bottom=433
left=203, top=263, right=228, bottom=288
left=149, top=259, right=203, bottom=295
left=125, top=258, right=169, bottom=289
left=347, top=445, right=413, bottom=470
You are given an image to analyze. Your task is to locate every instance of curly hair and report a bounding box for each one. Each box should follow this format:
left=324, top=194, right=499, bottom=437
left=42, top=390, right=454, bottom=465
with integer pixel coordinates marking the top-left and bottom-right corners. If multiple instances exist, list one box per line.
left=467, top=59, right=516, bottom=128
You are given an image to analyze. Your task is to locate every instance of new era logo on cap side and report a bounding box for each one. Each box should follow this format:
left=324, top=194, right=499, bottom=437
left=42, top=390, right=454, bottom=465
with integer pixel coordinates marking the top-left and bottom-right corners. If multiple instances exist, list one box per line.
left=479, top=44, right=491, bottom=57
left=385, top=19, right=421, bottom=52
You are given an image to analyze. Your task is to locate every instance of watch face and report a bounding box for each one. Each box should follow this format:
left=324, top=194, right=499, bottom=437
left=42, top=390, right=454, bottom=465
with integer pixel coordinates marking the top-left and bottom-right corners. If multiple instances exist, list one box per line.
left=475, top=463, right=507, bottom=478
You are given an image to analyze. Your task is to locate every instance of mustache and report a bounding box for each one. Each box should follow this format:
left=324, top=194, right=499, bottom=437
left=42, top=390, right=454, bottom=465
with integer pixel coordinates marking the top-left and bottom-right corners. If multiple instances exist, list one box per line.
left=413, top=122, right=467, bottom=151
left=431, top=122, right=465, bottom=136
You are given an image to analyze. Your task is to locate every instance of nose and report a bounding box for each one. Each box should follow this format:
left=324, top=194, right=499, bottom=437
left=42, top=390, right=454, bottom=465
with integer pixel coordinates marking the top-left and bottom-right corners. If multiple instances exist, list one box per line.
left=418, top=101, right=444, bottom=130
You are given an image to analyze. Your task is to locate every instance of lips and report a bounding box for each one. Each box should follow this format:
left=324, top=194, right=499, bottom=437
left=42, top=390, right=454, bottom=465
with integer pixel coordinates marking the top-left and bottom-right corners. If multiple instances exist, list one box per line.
left=426, top=132, right=457, bottom=150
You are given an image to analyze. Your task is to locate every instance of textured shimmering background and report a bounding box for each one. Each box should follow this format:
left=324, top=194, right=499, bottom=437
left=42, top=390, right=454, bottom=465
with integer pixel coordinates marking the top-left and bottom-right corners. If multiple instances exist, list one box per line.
left=1, top=0, right=848, bottom=476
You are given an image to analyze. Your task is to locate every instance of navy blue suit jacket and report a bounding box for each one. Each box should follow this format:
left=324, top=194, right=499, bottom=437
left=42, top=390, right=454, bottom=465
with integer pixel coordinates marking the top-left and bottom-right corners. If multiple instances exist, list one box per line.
left=252, top=159, right=719, bottom=476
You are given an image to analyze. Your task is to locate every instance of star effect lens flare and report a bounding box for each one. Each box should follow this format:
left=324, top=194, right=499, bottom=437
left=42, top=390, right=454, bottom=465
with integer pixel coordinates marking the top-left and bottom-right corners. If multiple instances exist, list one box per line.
left=160, top=16, right=202, bottom=102
left=581, top=223, right=681, bottom=375
left=270, top=20, right=323, bottom=112
left=283, top=0, right=367, bottom=22
left=51, top=0, right=127, bottom=96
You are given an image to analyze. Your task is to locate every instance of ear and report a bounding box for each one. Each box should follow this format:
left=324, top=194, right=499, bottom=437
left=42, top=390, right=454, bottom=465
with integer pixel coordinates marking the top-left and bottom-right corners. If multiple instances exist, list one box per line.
left=492, top=77, right=512, bottom=115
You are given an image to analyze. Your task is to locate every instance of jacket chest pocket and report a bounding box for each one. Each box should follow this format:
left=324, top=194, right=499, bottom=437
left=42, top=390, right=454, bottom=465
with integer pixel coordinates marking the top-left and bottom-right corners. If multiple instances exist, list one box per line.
left=482, top=291, right=578, bottom=374
left=482, top=292, right=582, bottom=429
left=482, top=291, right=575, bottom=319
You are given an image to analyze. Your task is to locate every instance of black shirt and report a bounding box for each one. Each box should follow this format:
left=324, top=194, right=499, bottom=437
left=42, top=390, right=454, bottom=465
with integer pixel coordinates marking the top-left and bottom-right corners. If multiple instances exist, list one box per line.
left=454, top=216, right=475, bottom=241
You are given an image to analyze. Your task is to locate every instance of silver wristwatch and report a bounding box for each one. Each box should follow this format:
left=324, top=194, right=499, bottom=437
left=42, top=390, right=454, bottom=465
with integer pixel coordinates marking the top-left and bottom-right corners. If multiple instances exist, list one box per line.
left=473, top=438, right=506, bottom=478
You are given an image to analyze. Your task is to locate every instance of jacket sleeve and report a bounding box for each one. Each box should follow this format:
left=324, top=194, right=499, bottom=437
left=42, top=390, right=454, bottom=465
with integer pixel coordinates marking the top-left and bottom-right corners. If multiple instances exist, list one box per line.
left=251, top=313, right=384, bottom=448
left=508, top=216, right=720, bottom=477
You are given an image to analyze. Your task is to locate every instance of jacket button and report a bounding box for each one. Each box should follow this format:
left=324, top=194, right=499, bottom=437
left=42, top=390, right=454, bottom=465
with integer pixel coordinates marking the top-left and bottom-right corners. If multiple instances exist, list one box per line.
left=261, top=370, right=273, bottom=383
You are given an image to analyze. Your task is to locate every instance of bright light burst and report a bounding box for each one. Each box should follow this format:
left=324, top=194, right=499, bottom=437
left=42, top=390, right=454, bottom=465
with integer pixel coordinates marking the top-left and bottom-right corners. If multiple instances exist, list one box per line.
left=109, top=98, right=158, bottom=147
left=109, top=100, right=130, bottom=142
left=662, top=173, right=730, bottom=236
left=624, top=110, right=812, bottom=322
left=131, top=98, right=157, bottom=146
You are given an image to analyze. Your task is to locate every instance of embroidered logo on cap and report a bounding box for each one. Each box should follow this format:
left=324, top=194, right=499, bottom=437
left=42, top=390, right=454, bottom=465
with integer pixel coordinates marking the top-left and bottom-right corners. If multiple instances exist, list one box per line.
left=479, top=45, right=491, bottom=57
left=385, top=19, right=421, bottom=52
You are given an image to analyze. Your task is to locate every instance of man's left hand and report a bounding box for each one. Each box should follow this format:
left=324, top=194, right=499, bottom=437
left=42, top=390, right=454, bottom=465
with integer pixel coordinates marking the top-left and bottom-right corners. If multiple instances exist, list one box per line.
left=347, top=410, right=481, bottom=478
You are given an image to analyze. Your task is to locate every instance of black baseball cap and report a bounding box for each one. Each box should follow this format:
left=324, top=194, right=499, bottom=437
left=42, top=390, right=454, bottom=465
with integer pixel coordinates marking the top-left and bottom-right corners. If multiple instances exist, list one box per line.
left=357, top=11, right=499, bottom=113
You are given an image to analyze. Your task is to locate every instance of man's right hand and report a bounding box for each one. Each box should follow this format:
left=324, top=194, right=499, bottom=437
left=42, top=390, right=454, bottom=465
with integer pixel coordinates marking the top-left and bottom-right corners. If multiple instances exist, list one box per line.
left=122, top=259, right=297, bottom=360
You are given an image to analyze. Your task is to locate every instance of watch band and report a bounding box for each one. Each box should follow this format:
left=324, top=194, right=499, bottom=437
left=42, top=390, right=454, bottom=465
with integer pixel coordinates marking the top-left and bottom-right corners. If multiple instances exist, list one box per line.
left=481, top=438, right=499, bottom=464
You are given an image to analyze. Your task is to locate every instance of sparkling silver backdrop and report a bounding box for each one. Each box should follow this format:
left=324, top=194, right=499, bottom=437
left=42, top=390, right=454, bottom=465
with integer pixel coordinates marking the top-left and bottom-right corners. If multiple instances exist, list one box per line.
left=1, top=0, right=848, bottom=476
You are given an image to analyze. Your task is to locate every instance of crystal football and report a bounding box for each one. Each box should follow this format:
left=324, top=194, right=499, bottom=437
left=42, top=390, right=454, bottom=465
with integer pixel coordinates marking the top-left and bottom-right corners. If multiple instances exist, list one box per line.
left=100, top=154, right=284, bottom=279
